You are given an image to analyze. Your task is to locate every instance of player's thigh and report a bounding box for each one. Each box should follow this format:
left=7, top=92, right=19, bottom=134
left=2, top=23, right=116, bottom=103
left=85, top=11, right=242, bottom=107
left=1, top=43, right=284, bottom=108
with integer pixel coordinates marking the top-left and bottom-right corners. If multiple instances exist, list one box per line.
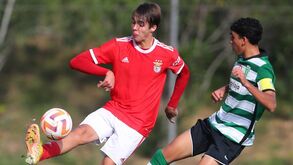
left=101, top=117, right=145, bottom=165
left=79, top=108, right=114, bottom=144
left=163, top=129, right=193, bottom=162
left=198, top=155, right=219, bottom=165
left=101, top=156, right=116, bottom=165
left=70, top=124, right=99, bottom=143
left=58, top=124, right=100, bottom=152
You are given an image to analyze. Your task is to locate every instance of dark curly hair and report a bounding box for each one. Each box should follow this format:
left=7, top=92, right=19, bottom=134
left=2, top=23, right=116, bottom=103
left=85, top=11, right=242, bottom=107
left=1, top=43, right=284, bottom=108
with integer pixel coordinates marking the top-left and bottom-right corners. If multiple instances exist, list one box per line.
left=230, top=17, right=263, bottom=45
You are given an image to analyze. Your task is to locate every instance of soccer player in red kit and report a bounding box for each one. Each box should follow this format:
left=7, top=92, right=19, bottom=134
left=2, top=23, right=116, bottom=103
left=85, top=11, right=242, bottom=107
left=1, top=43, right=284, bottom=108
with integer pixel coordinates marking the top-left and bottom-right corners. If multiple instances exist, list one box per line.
left=24, top=2, right=190, bottom=165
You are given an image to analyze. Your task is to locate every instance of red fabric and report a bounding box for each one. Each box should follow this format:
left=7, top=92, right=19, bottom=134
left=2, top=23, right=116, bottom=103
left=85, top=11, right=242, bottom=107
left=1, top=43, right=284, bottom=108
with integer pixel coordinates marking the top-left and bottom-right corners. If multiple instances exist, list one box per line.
left=70, top=50, right=109, bottom=76
left=40, top=141, right=61, bottom=161
left=71, top=36, right=189, bottom=137
left=167, top=64, right=190, bottom=108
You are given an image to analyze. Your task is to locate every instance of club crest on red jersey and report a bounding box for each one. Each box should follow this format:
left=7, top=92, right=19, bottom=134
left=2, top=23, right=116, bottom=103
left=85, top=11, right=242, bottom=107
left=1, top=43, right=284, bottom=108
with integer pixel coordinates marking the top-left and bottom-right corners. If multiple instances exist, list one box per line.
left=153, top=60, right=163, bottom=73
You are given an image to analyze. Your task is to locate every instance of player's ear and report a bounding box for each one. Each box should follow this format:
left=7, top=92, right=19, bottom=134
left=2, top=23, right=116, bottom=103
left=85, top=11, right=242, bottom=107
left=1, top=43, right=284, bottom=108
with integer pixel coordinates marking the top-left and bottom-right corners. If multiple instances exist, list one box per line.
left=243, top=36, right=251, bottom=46
left=150, top=25, right=157, bottom=33
left=241, top=36, right=248, bottom=47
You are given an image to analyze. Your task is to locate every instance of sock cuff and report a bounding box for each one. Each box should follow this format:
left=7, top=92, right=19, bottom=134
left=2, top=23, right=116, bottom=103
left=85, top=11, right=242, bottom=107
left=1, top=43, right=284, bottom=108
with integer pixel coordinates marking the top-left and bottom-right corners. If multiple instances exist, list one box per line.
left=41, top=141, right=61, bottom=161
left=149, top=149, right=167, bottom=165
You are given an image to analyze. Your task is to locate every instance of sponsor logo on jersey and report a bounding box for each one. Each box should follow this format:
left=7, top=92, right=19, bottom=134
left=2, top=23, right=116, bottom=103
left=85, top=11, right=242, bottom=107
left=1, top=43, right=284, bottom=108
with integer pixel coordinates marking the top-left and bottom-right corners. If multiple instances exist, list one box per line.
left=229, top=80, right=240, bottom=91
left=243, top=65, right=251, bottom=76
left=234, top=64, right=251, bottom=77
left=153, top=60, right=163, bottom=73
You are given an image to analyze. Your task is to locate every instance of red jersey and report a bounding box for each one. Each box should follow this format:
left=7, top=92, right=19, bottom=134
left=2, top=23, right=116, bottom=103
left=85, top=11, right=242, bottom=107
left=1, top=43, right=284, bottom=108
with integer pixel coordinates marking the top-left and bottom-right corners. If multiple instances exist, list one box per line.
left=84, top=36, right=185, bottom=137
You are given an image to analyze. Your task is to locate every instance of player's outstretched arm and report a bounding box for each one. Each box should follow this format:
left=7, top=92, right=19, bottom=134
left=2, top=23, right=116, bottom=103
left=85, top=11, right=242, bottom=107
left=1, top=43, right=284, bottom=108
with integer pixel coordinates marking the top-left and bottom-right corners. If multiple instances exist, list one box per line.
left=69, top=50, right=109, bottom=76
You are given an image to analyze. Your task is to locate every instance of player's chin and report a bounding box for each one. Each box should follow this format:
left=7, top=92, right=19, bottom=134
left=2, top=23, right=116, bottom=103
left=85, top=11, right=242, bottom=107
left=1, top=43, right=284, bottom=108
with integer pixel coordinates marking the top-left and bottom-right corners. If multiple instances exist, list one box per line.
left=132, top=35, right=142, bottom=43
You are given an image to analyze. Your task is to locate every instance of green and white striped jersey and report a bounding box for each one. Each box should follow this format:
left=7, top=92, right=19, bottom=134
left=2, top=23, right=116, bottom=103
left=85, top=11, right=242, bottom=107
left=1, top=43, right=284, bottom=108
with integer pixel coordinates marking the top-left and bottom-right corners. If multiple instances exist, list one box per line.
left=209, top=52, right=275, bottom=146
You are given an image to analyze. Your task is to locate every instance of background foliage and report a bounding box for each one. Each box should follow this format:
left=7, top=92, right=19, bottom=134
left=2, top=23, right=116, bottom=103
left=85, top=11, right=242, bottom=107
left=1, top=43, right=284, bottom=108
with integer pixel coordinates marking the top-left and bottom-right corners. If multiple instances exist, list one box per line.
left=0, top=0, right=292, bottom=164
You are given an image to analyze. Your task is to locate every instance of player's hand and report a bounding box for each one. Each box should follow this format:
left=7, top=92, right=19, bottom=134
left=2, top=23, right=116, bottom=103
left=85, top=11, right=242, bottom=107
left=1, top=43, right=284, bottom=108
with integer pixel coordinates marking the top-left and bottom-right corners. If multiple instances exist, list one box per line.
left=211, top=85, right=227, bottom=103
left=97, top=70, right=115, bottom=92
left=232, top=66, right=249, bottom=87
left=165, top=106, right=178, bottom=123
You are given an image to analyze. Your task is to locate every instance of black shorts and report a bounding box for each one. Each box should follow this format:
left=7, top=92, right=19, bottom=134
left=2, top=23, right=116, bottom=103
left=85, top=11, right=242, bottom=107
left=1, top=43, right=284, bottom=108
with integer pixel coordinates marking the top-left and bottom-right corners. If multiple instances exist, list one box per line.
left=190, top=118, right=245, bottom=165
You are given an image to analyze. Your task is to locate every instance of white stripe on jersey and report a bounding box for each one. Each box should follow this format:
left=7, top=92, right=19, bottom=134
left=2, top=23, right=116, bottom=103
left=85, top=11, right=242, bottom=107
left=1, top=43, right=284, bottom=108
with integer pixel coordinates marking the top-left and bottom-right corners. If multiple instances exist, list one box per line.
left=234, top=64, right=257, bottom=82
left=116, top=36, right=132, bottom=42
left=217, top=108, right=251, bottom=129
left=176, top=63, right=185, bottom=75
left=246, top=69, right=257, bottom=82
left=225, top=95, right=255, bottom=114
left=209, top=114, right=254, bottom=146
left=89, top=49, right=98, bottom=64
left=247, top=58, right=266, bottom=67
left=156, top=41, right=174, bottom=51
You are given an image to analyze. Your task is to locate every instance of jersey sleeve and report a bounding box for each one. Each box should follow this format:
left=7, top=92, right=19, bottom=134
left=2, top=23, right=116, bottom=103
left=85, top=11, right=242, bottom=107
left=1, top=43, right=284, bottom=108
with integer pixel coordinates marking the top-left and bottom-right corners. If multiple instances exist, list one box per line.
left=168, top=49, right=185, bottom=75
left=257, top=65, right=275, bottom=92
left=89, top=38, right=118, bottom=64
left=167, top=64, right=190, bottom=108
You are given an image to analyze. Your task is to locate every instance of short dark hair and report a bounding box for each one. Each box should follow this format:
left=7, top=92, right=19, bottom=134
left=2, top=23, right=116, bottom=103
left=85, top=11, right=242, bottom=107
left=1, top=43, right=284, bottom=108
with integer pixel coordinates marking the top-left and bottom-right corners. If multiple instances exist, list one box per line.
left=230, top=17, right=263, bottom=45
left=132, top=2, right=161, bottom=28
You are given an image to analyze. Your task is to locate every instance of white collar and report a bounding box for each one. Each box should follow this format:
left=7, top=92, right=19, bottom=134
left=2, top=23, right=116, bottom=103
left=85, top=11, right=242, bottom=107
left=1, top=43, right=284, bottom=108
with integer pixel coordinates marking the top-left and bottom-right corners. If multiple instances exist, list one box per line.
left=132, top=38, right=158, bottom=54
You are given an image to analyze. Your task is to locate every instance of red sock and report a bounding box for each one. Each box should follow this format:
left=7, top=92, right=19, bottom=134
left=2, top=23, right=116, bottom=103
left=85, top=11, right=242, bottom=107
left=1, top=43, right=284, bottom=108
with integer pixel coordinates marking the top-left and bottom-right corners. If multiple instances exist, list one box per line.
left=40, top=141, right=61, bottom=161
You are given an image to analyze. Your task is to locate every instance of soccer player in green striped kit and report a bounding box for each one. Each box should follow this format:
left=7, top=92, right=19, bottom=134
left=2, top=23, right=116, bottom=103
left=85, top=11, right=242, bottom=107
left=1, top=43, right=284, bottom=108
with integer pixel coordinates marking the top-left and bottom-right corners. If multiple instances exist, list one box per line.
left=149, top=17, right=276, bottom=165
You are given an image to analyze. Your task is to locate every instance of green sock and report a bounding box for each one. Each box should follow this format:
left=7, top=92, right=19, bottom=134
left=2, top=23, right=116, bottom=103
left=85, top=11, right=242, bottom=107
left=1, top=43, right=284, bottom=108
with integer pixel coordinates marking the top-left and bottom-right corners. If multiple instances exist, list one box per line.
left=148, top=149, right=168, bottom=165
